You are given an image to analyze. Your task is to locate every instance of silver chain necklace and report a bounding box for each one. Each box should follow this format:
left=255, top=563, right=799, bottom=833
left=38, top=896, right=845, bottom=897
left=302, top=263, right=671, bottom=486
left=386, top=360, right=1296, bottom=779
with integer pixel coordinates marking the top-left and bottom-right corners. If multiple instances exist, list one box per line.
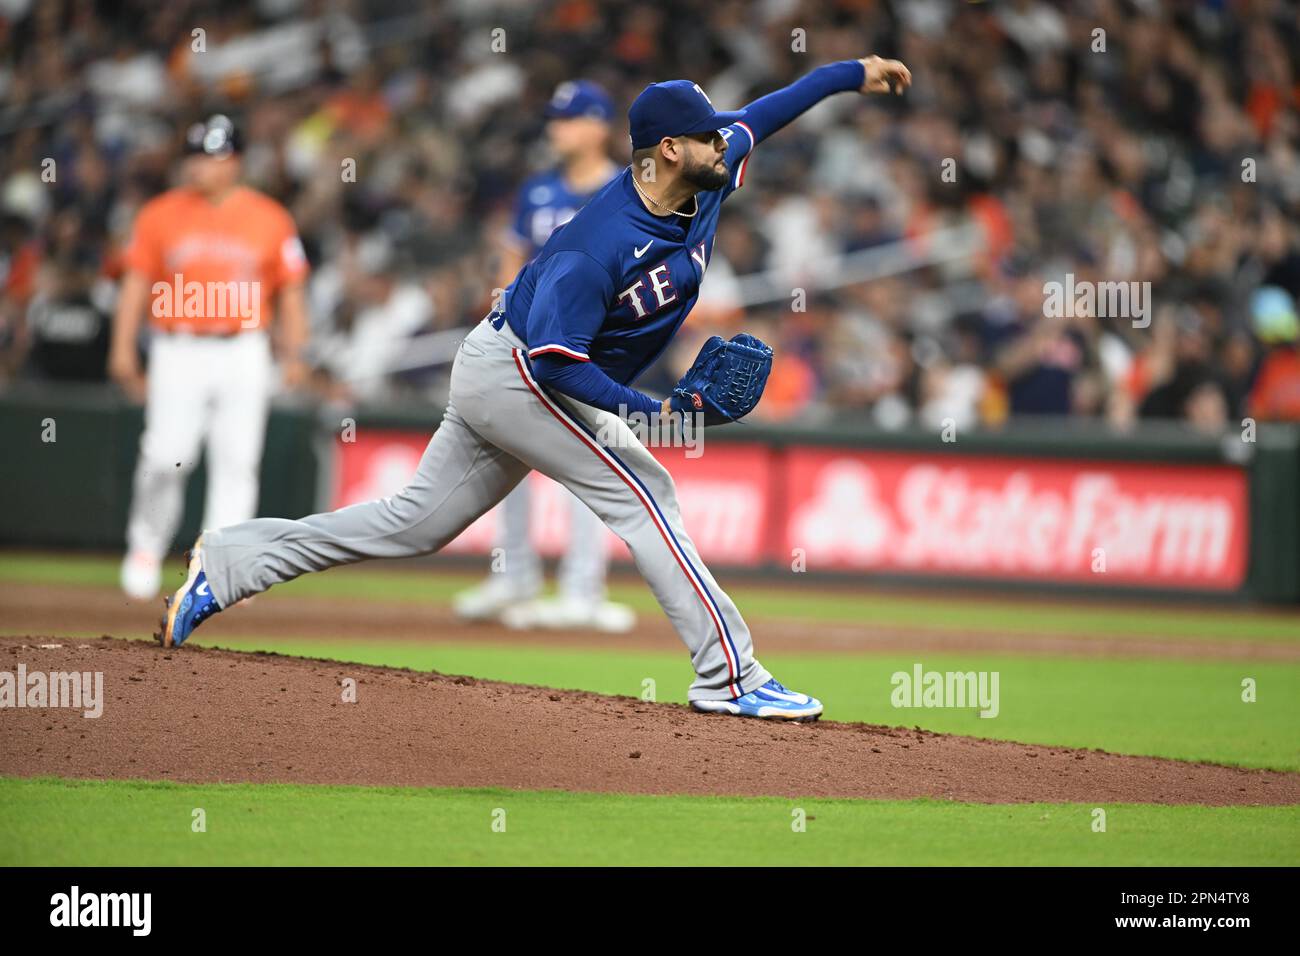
left=629, top=167, right=699, bottom=218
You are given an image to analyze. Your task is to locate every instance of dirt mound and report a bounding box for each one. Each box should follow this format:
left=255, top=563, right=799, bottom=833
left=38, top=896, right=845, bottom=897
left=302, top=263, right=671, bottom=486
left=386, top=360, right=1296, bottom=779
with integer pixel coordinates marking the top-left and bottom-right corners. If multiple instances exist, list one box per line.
left=1, top=636, right=1296, bottom=805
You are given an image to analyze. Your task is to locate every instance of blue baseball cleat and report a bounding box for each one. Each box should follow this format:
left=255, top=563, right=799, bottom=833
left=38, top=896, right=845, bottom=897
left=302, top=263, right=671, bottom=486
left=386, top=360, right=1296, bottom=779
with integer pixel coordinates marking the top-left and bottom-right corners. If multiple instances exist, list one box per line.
left=691, top=678, right=823, bottom=721
left=158, top=538, right=222, bottom=648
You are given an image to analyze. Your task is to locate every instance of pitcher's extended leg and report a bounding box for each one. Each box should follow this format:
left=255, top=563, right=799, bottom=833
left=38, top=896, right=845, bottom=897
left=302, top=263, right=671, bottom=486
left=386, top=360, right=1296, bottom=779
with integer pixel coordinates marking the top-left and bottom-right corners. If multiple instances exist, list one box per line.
left=200, top=408, right=530, bottom=608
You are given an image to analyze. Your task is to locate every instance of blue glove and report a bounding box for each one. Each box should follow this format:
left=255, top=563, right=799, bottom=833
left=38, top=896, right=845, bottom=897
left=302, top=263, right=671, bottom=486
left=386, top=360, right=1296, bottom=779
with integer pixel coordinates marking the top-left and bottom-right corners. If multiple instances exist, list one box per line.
left=669, top=332, right=774, bottom=425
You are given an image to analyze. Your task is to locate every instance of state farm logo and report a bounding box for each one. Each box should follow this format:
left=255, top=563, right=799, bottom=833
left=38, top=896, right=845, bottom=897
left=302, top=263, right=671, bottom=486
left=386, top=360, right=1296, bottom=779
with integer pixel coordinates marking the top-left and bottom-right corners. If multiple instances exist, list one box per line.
left=790, top=461, right=893, bottom=564
left=789, top=455, right=1246, bottom=585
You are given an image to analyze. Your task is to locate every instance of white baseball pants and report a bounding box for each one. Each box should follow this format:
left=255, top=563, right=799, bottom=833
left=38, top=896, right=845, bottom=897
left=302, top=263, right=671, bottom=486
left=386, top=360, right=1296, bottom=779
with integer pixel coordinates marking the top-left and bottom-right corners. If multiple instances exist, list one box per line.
left=125, top=331, right=273, bottom=561
left=494, top=480, right=611, bottom=604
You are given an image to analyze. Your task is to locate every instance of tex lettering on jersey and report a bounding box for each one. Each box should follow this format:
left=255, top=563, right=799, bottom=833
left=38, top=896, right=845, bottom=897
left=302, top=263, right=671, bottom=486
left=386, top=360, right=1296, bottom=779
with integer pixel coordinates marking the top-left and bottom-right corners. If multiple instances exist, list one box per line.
left=502, top=121, right=754, bottom=386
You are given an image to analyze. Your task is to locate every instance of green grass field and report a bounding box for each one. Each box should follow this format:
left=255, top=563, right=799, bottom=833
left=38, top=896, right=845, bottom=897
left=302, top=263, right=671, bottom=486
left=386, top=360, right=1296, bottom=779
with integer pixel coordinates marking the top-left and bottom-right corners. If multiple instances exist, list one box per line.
left=3, top=553, right=1298, bottom=866
left=3, top=777, right=1297, bottom=866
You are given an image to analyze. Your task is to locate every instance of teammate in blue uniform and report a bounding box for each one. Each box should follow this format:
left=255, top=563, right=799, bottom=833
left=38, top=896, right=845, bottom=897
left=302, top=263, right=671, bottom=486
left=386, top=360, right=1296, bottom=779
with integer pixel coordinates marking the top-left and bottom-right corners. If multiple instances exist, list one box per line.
left=164, top=55, right=912, bottom=721
left=453, top=80, right=636, bottom=633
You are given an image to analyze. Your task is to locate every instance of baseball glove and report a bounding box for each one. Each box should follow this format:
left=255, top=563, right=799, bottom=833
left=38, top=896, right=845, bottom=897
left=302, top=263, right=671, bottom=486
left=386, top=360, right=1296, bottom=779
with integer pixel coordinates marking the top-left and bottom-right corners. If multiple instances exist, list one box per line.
left=669, top=332, right=773, bottom=425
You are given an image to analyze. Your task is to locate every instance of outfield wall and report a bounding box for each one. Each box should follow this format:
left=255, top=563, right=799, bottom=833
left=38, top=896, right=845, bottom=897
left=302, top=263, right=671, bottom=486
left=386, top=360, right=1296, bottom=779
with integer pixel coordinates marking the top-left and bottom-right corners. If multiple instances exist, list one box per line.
left=2, top=383, right=1297, bottom=602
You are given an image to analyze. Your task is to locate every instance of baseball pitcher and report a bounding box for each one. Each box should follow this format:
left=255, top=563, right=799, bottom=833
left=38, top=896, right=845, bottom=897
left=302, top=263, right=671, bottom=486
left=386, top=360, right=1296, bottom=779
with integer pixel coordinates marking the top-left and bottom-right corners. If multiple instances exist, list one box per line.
left=452, top=80, right=635, bottom=634
left=159, top=57, right=911, bottom=721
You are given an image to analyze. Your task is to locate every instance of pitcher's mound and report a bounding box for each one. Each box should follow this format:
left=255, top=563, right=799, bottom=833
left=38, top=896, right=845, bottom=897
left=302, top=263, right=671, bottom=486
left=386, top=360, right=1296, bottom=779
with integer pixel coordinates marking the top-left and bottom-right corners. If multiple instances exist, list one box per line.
left=1, top=637, right=1296, bottom=805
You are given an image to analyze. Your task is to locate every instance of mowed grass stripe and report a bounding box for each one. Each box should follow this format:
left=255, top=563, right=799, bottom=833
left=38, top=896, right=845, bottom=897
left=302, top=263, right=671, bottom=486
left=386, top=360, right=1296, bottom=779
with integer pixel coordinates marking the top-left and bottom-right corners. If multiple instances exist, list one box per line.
left=3, top=553, right=1299, bottom=642
left=2, top=778, right=1295, bottom=866
left=187, top=638, right=1300, bottom=771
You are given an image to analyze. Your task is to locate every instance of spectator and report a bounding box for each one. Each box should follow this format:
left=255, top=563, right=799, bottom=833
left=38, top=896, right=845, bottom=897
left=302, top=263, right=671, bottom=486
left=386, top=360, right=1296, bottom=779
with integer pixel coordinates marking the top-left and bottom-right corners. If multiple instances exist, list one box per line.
left=1247, top=286, right=1300, bottom=421
left=21, top=245, right=111, bottom=381
left=0, top=0, right=1295, bottom=435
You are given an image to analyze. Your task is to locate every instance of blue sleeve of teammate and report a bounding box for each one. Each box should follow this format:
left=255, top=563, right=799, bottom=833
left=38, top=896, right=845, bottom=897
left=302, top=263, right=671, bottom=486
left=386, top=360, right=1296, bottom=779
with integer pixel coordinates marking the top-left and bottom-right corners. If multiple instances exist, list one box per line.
left=740, top=60, right=865, bottom=145
left=531, top=355, right=662, bottom=417
left=506, top=188, right=534, bottom=252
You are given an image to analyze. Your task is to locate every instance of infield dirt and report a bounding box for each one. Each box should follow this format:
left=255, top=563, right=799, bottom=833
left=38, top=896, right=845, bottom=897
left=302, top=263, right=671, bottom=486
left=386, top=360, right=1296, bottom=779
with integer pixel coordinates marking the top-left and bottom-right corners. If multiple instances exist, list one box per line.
left=2, top=635, right=1297, bottom=805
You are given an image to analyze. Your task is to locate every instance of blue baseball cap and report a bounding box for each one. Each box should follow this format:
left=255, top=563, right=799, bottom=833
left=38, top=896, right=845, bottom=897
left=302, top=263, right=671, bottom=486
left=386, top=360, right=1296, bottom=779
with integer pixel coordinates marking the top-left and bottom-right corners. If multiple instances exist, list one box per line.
left=545, top=80, right=614, bottom=122
left=628, top=80, right=746, bottom=150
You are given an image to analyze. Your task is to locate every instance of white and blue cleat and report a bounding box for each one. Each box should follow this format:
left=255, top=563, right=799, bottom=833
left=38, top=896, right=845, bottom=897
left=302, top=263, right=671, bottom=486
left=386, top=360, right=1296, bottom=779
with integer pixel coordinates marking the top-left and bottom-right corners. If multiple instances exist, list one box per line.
left=691, top=678, right=823, bottom=721
left=158, top=539, right=222, bottom=649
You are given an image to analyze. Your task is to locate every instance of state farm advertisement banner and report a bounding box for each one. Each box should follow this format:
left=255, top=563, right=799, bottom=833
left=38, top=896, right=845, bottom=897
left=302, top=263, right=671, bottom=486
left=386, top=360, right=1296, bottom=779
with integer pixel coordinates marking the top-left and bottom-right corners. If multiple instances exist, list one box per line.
left=331, top=430, right=1249, bottom=591
left=331, top=430, right=773, bottom=565
left=784, top=449, right=1249, bottom=589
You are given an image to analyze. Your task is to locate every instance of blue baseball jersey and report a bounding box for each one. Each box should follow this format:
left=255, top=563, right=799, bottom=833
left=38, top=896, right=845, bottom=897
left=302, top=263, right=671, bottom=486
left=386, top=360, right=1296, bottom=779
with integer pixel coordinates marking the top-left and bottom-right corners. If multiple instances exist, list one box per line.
left=507, top=169, right=617, bottom=258
left=500, top=121, right=756, bottom=386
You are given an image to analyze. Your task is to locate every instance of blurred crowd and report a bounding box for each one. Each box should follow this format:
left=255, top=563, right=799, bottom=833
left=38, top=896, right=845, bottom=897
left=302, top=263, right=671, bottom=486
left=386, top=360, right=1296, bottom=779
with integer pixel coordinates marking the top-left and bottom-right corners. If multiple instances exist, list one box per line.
left=2, top=0, right=1300, bottom=431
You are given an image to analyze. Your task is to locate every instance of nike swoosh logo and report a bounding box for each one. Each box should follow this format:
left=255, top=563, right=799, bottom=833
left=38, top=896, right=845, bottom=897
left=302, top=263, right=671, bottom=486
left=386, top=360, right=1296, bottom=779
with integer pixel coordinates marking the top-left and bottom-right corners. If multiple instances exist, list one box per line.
left=196, top=582, right=210, bottom=597
left=634, top=241, right=653, bottom=258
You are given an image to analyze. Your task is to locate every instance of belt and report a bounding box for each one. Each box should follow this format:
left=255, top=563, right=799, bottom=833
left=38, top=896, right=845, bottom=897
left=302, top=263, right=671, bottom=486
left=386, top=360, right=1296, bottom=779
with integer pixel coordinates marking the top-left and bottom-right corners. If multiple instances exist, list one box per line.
left=487, top=311, right=526, bottom=349
left=155, top=326, right=252, bottom=339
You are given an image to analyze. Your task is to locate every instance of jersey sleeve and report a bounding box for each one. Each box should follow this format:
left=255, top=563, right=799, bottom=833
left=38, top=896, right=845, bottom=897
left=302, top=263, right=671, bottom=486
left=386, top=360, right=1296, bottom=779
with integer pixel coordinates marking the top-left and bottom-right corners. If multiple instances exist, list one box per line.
left=270, top=207, right=309, bottom=290
left=121, top=202, right=164, bottom=279
left=505, top=188, right=535, bottom=253
left=719, top=121, right=757, bottom=200
left=523, top=250, right=614, bottom=363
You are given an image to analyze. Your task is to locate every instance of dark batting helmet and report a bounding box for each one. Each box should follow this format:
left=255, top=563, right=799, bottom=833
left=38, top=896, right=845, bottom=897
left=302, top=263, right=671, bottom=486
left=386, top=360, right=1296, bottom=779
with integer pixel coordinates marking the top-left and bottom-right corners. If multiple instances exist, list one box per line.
left=183, top=114, right=244, bottom=158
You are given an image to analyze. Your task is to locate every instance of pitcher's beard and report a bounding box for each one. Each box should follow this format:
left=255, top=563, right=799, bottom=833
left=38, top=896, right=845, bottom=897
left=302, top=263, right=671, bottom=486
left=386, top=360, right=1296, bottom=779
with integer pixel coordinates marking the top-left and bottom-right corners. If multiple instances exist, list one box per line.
left=681, top=155, right=728, bottom=191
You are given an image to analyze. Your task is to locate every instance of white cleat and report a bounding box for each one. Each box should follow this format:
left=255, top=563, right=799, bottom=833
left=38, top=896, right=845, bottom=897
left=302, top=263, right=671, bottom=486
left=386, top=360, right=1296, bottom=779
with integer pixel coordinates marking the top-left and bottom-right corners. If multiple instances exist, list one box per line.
left=120, top=550, right=162, bottom=601
left=499, top=599, right=550, bottom=630
left=588, top=600, right=636, bottom=634
left=501, top=596, right=636, bottom=634
left=452, top=577, right=538, bottom=622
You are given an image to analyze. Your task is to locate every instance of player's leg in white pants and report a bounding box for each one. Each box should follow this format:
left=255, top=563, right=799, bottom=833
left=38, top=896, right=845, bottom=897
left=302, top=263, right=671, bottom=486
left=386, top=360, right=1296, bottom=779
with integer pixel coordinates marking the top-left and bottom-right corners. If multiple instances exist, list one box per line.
left=498, top=484, right=634, bottom=632
left=452, top=479, right=542, bottom=620
left=203, top=333, right=273, bottom=531
left=122, top=334, right=212, bottom=597
left=498, top=482, right=542, bottom=595
left=558, top=490, right=607, bottom=604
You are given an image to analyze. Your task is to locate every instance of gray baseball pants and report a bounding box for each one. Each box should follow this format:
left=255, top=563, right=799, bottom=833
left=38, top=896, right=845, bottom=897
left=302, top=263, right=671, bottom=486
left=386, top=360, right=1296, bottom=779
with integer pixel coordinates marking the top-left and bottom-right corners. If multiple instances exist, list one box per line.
left=200, top=316, right=771, bottom=701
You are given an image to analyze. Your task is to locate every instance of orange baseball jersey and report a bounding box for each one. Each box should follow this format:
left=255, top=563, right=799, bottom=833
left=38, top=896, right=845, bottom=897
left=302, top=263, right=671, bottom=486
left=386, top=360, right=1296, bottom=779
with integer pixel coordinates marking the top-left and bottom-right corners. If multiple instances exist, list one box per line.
left=124, top=185, right=308, bottom=334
